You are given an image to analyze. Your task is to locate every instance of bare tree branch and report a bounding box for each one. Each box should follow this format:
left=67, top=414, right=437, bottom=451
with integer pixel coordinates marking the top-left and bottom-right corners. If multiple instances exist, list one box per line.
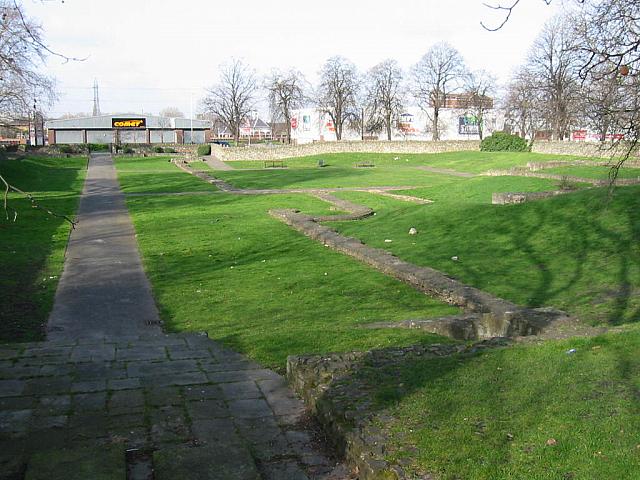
left=0, top=172, right=77, bottom=227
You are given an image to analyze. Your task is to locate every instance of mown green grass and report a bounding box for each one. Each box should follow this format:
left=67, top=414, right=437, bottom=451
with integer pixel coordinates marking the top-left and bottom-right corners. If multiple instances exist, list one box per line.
left=358, top=326, right=640, bottom=479
left=116, top=150, right=640, bottom=477
left=544, top=165, right=640, bottom=180
left=125, top=193, right=458, bottom=369
left=330, top=178, right=640, bottom=325
left=211, top=164, right=459, bottom=190
left=115, top=156, right=218, bottom=194
left=225, top=151, right=596, bottom=173
left=0, top=156, right=87, bottom=342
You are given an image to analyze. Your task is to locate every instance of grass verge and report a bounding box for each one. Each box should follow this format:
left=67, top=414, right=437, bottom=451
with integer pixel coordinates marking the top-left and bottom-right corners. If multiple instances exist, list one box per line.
left=0, top=156, right=87, bottom=342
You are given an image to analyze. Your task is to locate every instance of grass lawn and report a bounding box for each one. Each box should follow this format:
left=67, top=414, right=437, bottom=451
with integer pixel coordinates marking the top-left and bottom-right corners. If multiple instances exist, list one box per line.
left=330, top=177, right=640, bottom=325
left=225, top=151, right=597, bottom=173
left=543, top=164, right=640, bottom=180
left=115, top=156, right=218, bottom=194
left=360, top=325, right=640, bottom=479
left=126, top=193, right=457, bottom=369
left=211, top=163, right=461, bottom=190
left=0, top=156, right=87, bottom=342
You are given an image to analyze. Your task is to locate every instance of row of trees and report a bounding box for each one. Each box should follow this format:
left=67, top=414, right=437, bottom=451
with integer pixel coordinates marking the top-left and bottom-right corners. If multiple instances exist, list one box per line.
left=504, top=0, right=640, bottom=155
left=203, top=45, right=496, bottom=144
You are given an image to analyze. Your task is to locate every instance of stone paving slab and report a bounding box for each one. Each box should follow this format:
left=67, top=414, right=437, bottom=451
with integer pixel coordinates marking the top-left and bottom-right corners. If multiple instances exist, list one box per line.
left=0, top=333, right=346, bottom=479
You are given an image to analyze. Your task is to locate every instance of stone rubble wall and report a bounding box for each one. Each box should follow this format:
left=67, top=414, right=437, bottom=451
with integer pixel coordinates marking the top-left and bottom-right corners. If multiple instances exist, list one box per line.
left=211, top=140, right=481, bottom=162
left=531, top=141, right=640, bottom=158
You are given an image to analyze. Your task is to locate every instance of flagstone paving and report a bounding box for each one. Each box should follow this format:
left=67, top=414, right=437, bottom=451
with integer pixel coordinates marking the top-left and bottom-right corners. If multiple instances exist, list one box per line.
left=0, top=154, right=346, bottom=479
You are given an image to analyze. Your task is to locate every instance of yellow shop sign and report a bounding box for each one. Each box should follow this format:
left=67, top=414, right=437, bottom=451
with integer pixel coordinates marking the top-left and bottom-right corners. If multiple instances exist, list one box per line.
left=112, top=118, right=146, bottom=128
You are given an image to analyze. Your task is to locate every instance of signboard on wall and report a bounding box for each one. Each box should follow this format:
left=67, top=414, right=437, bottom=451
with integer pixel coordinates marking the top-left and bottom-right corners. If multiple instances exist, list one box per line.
left=112, top=118, right=146, bottom=128
left=458, top=115, right=480, bottom=135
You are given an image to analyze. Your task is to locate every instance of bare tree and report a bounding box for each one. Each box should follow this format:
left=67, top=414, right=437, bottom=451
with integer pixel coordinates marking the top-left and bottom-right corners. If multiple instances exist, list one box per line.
left=366, top=59, right=405, bottom=141
left=0, top=0, right=79, bottom=227
left=573, top=0, right=640, bottom=170
left=504, top=68, right=546, bottom=144
left=526, top=14, right=581, bottom=140
left=412, top=42, right=467, bottom=140
left=202, top=60, right=257, bottom=145
left=265, top=69, right=305, bottom=144
left=463, top=69, right=496, bottom=140
left=316, top=56, right=359, bottom=141
left=0, top=1, right=56, bottom=119
left=159, top=107, right=184, bottom=118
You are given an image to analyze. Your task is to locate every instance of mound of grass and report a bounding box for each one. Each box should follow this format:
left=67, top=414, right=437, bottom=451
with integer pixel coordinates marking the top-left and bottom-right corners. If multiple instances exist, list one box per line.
left=0, top=156, right=87, bottom=342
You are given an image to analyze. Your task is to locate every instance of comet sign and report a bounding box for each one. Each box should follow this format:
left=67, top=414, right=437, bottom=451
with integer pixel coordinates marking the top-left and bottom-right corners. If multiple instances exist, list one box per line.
left=112, top=118, right=146, bottom=128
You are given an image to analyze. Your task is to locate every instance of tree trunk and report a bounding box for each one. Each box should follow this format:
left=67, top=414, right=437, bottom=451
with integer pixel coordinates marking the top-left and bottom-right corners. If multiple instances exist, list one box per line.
left=386, top=113, right=392, bottom=141
left=432, top=108, right=439, bottom=141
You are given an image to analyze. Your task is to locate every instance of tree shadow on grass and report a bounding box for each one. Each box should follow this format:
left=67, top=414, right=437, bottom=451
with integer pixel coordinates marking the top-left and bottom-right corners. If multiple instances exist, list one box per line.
left=0, top=193, right=82, bottom=342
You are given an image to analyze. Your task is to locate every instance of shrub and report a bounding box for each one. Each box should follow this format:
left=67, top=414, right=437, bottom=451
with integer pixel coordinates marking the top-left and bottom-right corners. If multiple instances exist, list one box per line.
left=153, top=146, right=165, bottom=153
left=58, top=144, right=74, bottom=154
left=197, top=144, right=211, bottom=156
left=164, top=147, right=176, bottom=153
left=123, top=147, right=134, bottom=154
left=480, top=132, right=529, bottom=152
left=4, top=144, right=18, bottom=153
left=0, top=145, right=6, bottom=160
left=87, top=143, right=109, bottom=152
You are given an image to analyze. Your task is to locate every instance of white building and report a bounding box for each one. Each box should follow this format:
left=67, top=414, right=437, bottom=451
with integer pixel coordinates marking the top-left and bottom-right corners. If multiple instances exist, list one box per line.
left=290, top=101, right=505, bottom=144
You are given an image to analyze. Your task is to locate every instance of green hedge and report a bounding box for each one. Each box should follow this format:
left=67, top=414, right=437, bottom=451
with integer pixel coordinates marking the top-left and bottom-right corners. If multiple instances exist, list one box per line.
left=480, top=132, right=530, bottom=152
left=197, top=144, right=211, bottom=156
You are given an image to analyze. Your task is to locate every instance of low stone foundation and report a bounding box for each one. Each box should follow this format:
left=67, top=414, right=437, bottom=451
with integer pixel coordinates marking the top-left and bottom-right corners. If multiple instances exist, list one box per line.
left=492, top=190, right=569, bottom=205
left=286, top=338, right=511, bottom=480
left=270, top=208, right=568, bottom=340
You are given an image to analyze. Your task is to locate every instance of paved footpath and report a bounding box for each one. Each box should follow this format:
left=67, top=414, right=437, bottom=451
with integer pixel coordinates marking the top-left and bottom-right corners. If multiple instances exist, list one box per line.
left=0, top=154, right=346, bottom=480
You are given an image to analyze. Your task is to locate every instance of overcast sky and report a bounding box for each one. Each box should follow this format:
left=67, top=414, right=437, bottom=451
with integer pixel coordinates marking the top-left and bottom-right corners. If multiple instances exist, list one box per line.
left=25, top=0, right=562, bottom=118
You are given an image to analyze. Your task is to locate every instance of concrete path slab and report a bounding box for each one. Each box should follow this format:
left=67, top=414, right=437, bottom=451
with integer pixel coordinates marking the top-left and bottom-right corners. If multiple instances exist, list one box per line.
left=47, top=153, right=162, bottom=341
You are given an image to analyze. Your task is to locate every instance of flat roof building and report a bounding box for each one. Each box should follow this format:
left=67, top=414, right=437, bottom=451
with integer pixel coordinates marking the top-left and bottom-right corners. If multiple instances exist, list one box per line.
left=45, top=114, right=211, bottom=145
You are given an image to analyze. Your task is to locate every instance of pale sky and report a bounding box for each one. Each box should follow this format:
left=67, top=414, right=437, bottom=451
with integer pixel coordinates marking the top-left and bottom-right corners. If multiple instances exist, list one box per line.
left=24, top=0, right=562, bottom=118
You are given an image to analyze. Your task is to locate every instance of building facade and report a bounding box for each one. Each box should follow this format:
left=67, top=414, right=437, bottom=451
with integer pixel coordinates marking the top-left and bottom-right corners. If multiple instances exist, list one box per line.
left=45, top=114, right=212, bottom=145
left=290, top=101, right=504, bottom=144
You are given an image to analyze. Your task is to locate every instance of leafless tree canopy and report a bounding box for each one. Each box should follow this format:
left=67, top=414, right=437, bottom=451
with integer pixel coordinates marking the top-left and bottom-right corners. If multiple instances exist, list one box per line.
left=202, top=60, right=257, bottom=144
left=366, top=60, right=405, bottom=141
left=266, top=70, right=305, bottom=144
left=159, top=107, right=184, bottom=118
left=505, top=68, right=546, bottom=142
left=527, top=15, right=581, bottom=140
left=463, top=69, right=496, bottom=140
left=317, top=56, right=359, bottom=141
left=0, top=1, right=56, bottom=118
left=412, top=42, right=467, bottom=140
